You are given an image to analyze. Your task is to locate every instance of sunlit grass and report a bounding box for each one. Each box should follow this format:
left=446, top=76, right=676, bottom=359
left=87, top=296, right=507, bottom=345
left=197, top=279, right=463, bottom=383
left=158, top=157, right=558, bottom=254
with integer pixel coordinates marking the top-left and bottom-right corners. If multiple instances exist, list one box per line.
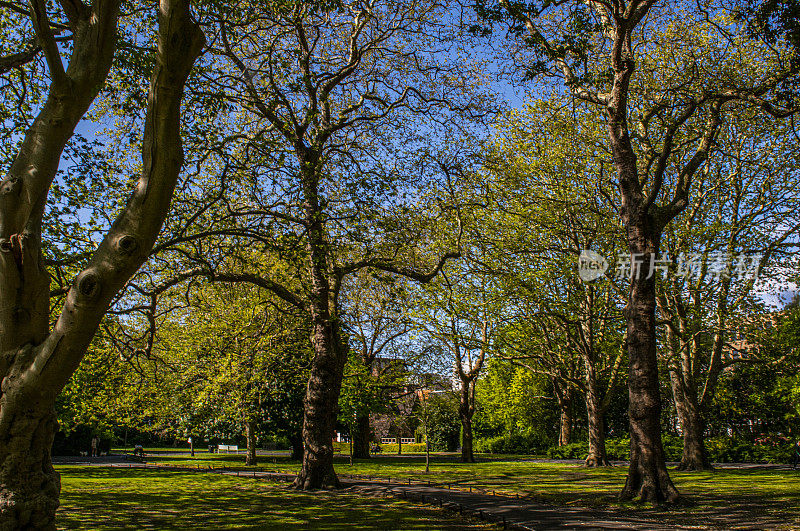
left=57, top=465, right=490, bottom=530
left=90, top=450, right=800, bottom=527
left=126, top=451, right=800, bottom=527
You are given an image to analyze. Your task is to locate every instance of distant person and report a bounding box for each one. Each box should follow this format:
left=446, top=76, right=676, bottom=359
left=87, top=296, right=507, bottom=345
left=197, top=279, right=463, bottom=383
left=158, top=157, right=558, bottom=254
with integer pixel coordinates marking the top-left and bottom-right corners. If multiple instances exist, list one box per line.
left=188, top=436, right=194, bottom=457
left=91, top=436, right=99, bottom=458
left=133, top=444, right=144, bottom=457
left=793, top=440, right=800, bottom=469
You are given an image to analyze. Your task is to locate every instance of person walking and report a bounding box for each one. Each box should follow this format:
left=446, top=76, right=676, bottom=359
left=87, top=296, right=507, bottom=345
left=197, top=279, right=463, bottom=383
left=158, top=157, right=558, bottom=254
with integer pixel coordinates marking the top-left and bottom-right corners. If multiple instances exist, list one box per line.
left=188, top=436, right=194, bottom=457
left=792, top=440, right=800, bottom=469
left=91, top=436, right=99, bottom=458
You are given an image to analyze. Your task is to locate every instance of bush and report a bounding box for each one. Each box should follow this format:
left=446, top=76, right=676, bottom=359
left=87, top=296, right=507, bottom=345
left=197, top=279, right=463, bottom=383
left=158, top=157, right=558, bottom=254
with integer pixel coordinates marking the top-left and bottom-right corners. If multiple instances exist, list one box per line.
left=546, top=434, right=794, bottom=464
left=546, top=442, right=588, bottom=459
left=475, top=433, right=550, bottom=455
left=706, top=435, right=793, bottom=464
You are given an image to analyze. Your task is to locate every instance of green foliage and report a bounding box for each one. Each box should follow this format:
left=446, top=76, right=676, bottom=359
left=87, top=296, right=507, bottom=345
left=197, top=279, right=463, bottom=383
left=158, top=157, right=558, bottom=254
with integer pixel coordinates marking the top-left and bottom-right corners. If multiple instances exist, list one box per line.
left=547, top=436, right=796, bottom=464
left=474, top=360, right=557, bottom=445
left=416, top=392, right=461, bottom=452
left=475, top=433, right=550, bottom=455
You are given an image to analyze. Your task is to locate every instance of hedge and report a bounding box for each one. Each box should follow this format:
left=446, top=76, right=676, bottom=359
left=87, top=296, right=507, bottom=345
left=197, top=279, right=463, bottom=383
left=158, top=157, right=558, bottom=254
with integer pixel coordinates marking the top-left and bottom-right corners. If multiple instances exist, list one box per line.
left=545, top=435, right=795, bottom=464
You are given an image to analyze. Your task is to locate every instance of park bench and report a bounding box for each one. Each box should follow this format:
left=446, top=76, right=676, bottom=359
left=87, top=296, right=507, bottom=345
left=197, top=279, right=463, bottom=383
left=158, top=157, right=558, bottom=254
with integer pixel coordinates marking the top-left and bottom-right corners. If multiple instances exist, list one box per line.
left=217, top=444, right=239, bottom=453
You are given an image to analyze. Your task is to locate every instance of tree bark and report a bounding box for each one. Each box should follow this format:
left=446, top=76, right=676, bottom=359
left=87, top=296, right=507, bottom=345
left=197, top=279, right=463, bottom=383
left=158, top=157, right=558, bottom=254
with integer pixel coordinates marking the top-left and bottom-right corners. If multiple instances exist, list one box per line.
left=670, top=371, right=712, bottom=471
left=585, top=376, right=610, bottom=467
left=554, top=383, right=573, bottom=446
left=619, top=225, right=679, bottom=503
left=0, top=0, right=203, bottom=527
left=459, top=380, right=476, bottom=463
left=245, top=419, right=257, bottom=466
left=559, top=409, right=572, bottom=447
left=293, top=168, right=346, bottom=489
left=0, top=404, right=60, bottom=530
left=293, top=318, right=346, bottom=489
left=352, top=414, right=371, bottom=459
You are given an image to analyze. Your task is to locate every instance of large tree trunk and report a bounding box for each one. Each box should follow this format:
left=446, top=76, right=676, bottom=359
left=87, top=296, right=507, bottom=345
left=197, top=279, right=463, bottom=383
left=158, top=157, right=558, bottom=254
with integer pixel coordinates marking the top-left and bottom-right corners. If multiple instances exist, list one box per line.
left=245, top=419, right=257, bottom=466
left=585, top=376, right=610, bottom=467
left=459, top=381, right=476, bottom=463
left=0, top=1, right=202, bottom=527
left=293, top=171, right=346, bottom=489
left=0, top=403, right=60, bottom=530
left=293, top=319, right=346, bottom=489
left=352, top=414, right=371, bottom=459
left=670, top=371, right=712, bottom=471
left=619, top=224, right=679, bottom=503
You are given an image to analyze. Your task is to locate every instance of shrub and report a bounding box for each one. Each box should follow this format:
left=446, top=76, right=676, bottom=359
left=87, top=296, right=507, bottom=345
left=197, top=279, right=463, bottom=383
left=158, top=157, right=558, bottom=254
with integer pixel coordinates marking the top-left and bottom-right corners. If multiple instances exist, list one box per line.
left=546, top=442, right=588, bottom=459
left=476, top=433, right=551, bottom=455
left=546, top=434, right=794, bottom=464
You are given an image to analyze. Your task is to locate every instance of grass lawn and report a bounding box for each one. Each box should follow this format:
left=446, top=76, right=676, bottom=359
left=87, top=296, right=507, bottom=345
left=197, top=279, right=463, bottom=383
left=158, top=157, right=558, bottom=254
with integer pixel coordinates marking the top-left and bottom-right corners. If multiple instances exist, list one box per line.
left=56, top=465, right=490, bottom=530
left=129, top=451, right=800, bottom=528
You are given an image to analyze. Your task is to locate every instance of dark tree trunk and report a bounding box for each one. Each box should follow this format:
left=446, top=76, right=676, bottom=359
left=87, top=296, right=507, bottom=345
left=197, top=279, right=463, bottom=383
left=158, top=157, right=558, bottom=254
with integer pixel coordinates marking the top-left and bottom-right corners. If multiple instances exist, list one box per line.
left=459, top=381, right=476, bottom=463
left=293, top=162, right=347, bottom=490
left=352, top=415, right=371, bottom=459
left=554, top=382, right=573, bottom=446
left=289, top=432, right=304, bottom=461
left=0, top=403, right=60, bottom=530
left=559, top=409, right=572, bottom=447
left=292, top=320, right=346, bottom=489
left=245, top=419, right=257, bottom=466
left=585, top=377, right=610, bottom=467
left=670, top=371, right=712, bottom=471
left=619, top=224, right=679, bottom=503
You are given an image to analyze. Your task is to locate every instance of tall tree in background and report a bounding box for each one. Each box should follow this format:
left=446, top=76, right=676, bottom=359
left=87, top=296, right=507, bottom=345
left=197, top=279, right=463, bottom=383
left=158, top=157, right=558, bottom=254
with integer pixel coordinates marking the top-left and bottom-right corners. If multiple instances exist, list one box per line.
left=151, top=0, right=484, bottom=488
left=479, top=0, right=798, bottom=502
left=658, top=106, right=800, bottom=470
left=342, top=270, right=412, bottom=458
left=480, top=100, right=626, bottom=466
left=418, top=258, right=501, bottom=462
left=0, top=0, right=203, bottom=526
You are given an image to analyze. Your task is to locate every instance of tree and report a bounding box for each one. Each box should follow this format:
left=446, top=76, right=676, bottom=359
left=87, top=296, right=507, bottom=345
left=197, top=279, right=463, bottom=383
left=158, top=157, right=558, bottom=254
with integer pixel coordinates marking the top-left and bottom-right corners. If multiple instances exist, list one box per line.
left=0, top=0, right=203, bottom=526
left=153, top=0, right=482, bottom=488
left=175, top=282, right=312, bottom=466
left=341, top=270, right=413, bottom=458
left=417, top=258, right=501, bottom=462
left=478, top=0, right=798, bottom=502
left=480, top=100, right=626, bottom=466
left=657, top=106, right=800, bottom=470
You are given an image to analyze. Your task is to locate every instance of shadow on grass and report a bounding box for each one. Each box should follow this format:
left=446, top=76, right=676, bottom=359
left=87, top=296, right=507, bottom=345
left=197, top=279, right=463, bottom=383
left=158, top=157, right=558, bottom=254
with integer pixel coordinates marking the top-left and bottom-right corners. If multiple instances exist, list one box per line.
left=57, top=466, right=487, bottom=530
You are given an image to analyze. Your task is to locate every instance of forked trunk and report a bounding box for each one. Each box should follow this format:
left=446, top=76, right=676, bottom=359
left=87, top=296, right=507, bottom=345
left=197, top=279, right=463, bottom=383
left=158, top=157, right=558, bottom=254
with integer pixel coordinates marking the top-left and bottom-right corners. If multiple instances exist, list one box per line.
left=352, top=415, right=371, bottom=459
left=619, top=224, right=679, bottom=503
left=245, top=419, right=257, bottom=466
